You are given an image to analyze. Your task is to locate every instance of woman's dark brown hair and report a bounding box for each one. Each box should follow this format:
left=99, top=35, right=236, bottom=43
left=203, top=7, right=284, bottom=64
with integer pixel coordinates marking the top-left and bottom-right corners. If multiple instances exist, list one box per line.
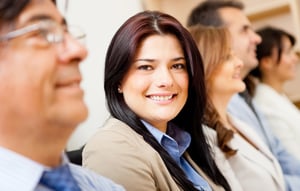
left=105, top=11, right=231, bottom=191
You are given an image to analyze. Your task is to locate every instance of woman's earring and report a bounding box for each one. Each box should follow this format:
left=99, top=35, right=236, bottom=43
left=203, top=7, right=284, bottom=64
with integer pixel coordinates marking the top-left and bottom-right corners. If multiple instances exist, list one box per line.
left=117, top=87, right=122, bottom=93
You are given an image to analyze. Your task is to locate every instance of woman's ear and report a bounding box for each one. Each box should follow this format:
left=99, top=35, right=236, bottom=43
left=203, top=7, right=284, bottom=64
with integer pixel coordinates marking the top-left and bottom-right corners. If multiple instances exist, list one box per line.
left=260, top=56, right=274, bottom=71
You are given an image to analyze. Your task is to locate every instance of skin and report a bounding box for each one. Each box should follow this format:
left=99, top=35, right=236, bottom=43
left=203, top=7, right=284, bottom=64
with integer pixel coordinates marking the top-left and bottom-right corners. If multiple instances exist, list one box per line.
left=0, top=0, right=88, bottom=167
left=260, top=36, right=299, bottom=93
left=218, top=7, right=262, bottom=79
left=210, top=51, right=245, bottom=121
left=119, top=34, right=188, bottom=133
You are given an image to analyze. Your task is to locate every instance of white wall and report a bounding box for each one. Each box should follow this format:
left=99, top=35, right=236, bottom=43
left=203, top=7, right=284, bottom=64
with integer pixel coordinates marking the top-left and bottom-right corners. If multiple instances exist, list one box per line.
left=59, top=1, right=143, bottom=150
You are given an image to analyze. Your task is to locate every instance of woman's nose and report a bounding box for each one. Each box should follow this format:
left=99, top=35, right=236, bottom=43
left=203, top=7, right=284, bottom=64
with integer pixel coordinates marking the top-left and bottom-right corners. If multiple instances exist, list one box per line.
left=155, top=68, right=174, bottom=87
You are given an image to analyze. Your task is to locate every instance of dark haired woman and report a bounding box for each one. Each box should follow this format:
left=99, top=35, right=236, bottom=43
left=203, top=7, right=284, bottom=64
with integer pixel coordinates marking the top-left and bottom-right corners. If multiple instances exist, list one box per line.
left=83, top=11, right=230, bottom=191
left=251, top=26, right=300, bottom=160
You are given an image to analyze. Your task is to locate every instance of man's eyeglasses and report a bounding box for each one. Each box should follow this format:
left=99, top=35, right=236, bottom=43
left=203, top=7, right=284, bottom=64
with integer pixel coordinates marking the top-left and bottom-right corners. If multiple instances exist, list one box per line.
left=0, top=20, right=86, bottom=45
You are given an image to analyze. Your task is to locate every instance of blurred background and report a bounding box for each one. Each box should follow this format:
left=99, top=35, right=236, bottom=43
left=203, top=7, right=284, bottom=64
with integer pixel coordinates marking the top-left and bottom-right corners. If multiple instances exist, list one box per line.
left=60, top=0, right=300, bottom=151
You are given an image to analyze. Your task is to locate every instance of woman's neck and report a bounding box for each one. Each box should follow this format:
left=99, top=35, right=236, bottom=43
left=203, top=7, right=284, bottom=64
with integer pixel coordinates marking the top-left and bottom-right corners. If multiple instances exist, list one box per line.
left=261, top=76, right=284, bottom=94
left=210, top=93, right=231, bottom=125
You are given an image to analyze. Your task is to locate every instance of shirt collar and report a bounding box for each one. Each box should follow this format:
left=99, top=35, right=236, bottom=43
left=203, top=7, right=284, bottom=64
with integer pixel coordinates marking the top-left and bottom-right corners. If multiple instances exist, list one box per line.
left=142, top=120, right=191, bottom=156
left=0, top=147, right=68, bottom=191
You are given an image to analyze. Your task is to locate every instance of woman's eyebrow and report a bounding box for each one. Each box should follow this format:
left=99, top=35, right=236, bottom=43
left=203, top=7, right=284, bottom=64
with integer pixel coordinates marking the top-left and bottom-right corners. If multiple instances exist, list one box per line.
left=134, top=57, right=185, bottom=62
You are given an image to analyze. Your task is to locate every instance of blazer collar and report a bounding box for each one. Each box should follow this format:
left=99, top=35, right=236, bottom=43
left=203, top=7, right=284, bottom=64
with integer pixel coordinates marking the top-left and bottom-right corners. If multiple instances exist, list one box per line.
left=228, top=115, right=285, bottom=190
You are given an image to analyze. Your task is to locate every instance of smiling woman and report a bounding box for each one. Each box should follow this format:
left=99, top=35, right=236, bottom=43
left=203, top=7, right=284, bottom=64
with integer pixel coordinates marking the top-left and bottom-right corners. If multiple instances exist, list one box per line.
left=83, top=10, right=231, bottom=191
left=189, top=24, right=286, bottom=191
left=251, top=26, right=300, bottom=160
left=120, top=34, right=189, bottom=132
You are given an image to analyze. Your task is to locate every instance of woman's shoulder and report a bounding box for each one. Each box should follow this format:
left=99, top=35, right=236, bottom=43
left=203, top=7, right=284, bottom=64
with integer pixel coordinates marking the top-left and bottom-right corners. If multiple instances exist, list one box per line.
left=202, top=124, right=216, bottom=134
left=84, top=117, right=163, bottom=161
left=86, top=117, right=145, bottom=148
left=254, top=83, right=280, bottom=104
left=202, top=124, right=218, bottom=145
left=82, top=118, right=169, bottom=191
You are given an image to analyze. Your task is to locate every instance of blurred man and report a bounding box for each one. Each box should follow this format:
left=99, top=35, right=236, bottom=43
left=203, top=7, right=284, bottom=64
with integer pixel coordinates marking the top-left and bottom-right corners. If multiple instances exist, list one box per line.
left=0, top=0, right=124, bottom=190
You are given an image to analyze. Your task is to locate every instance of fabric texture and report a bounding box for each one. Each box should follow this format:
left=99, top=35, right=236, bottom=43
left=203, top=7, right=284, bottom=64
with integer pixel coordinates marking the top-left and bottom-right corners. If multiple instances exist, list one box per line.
left=83, top=117, right=225, bottom=191
left=203, top=114, right=286, bottom=191
left=254, top=83, right=300, bottom=160
left=0, top=147, right=125, bottom=191
left=39, top=164, right=81, bottom=191
left=142, top=120, right=211, bottom=191
left=228, top=92, right=300, bottom=191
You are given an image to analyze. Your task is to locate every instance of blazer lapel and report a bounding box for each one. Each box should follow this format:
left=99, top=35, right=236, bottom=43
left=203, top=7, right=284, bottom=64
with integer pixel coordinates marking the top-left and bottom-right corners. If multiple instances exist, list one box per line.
left=229, top=115, right=285, bottom=190
left=184, top=153, right=225, bottom=191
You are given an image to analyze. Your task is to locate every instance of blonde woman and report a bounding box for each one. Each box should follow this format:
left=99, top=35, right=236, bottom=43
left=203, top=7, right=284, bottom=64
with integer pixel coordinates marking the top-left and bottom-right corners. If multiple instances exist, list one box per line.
left=189, top=25, right=285, bottom=191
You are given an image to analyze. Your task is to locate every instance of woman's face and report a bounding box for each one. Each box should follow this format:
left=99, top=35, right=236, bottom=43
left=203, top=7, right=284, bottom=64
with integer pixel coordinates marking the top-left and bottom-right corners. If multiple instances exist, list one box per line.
left=211, top=51, right=245, bottom=96
left=272, top=36, right=299, bottom=82
left=119, top=34, right=189, bottom=132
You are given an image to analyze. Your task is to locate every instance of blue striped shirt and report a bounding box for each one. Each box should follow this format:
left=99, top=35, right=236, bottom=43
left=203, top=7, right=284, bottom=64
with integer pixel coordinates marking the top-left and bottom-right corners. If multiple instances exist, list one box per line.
left=142, top=121, right=212, bottom=191
left=0, top=147, right=125, bottom=191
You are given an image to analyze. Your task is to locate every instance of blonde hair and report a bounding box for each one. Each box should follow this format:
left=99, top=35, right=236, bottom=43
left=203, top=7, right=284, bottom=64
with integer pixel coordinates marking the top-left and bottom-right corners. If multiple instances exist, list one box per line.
left=189, top=25, right=237, bottom=157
